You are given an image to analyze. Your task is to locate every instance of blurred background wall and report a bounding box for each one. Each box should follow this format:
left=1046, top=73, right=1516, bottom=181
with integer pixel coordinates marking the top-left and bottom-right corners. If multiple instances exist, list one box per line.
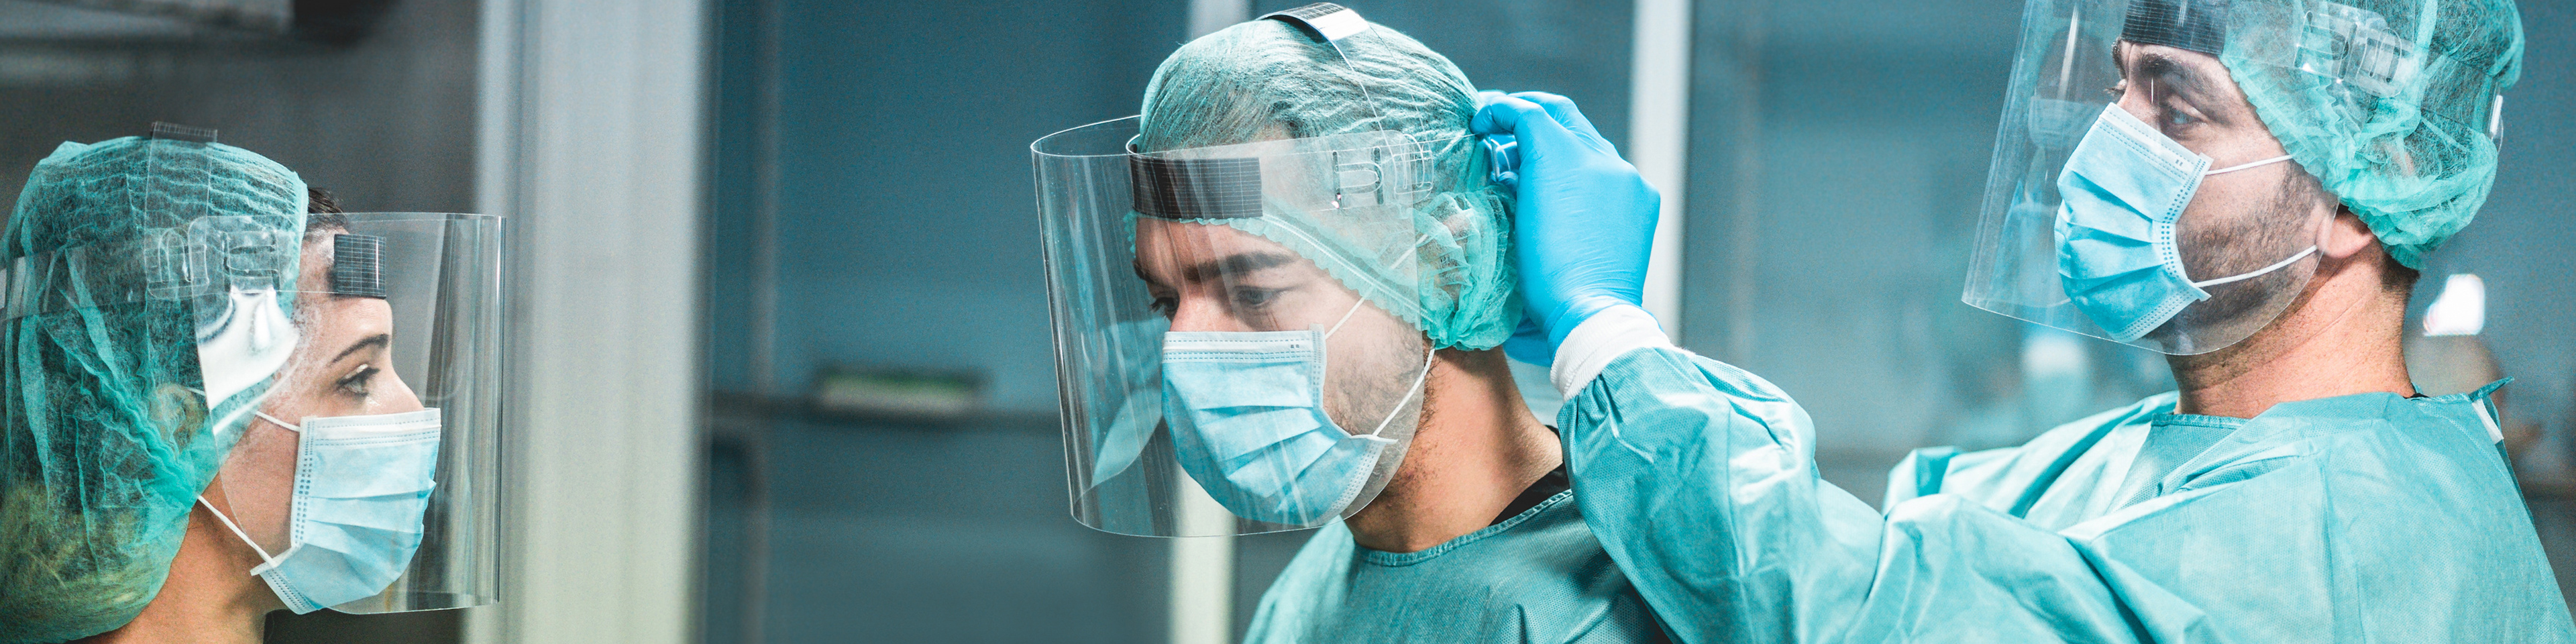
left=0, top=1, right=478, bottom=220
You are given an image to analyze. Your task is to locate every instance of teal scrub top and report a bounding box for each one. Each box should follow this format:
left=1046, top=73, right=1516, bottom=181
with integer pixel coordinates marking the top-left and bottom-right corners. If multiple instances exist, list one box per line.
left=1562, top=347, right=2576, bottom=643
left=1243, top=490, right=1670, bottom=643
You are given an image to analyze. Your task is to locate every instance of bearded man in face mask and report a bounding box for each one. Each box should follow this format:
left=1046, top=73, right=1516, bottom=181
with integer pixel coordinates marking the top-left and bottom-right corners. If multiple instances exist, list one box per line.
left=1034, top=5, right=1687, bottom=642
left=1471, top=0, right=2573, bottom=641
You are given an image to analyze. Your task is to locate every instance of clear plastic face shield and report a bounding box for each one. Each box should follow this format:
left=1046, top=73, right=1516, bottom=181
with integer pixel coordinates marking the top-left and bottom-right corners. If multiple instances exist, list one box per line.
left=1034, top=3, right=1479, bottom=537
left=201, top=213, right=505, bottom=614
left=0, top=127, right=506, bottom=614
left=1964, top=0, right=2482, bottom=354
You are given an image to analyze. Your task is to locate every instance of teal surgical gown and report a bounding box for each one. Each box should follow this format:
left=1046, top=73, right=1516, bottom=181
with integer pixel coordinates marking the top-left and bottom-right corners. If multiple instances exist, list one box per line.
left=1564, top=345, right=2576, bottom=643
left=1244, top=489, right=1670, bottom=643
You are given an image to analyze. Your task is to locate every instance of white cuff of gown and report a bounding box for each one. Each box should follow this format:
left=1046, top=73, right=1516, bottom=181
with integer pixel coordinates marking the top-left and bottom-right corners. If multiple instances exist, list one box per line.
left=1549, top=304, right=1674, bottom=397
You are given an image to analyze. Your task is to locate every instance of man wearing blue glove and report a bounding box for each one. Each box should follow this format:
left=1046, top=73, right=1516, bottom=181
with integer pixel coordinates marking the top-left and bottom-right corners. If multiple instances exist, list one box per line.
left=1481, top=0, right=2573, bottom=641
left=1034, top=5, right=1684, bottom=642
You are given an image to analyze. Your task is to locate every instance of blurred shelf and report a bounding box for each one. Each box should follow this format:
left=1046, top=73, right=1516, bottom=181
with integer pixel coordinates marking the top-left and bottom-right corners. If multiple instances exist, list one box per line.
left=2525, top=480, right=2576, bottom=502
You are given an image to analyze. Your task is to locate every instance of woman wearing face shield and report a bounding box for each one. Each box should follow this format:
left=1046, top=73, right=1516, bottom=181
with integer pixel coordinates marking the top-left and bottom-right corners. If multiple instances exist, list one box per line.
left=0, top=130, right=502, bottom=643
left=1474, top=0, right=2572, bottom=641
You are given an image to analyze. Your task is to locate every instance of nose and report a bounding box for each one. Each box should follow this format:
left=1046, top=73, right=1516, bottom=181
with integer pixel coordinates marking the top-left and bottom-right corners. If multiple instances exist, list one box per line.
left=380, top=369, right=428, bottom=413
left=2115, top=93, right=2157, bottom=127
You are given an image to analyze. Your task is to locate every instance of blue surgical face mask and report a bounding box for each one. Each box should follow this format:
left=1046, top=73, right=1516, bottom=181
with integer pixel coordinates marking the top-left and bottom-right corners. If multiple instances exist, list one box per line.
left=199, top=408, right=441, bottom=613
left=2055, top=105, right=2313, bottom=342
left=1160, top=303, right=1432, bottom=527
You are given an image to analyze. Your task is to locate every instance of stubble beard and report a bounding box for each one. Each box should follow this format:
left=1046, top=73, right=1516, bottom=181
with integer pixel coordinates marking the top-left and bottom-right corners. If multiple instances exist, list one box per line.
left=2155, top=173, right=2326, bottom=345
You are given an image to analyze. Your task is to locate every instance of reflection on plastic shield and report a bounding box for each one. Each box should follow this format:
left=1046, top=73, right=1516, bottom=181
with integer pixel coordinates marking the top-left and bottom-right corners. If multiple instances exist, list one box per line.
left=207, top=213, right=510, bottom=614
left=1036, top=116, right=1442, bottom=537
left=1965, top=0, right=2328, bottom=356
left=1134, top=128, right=1442, bottom=219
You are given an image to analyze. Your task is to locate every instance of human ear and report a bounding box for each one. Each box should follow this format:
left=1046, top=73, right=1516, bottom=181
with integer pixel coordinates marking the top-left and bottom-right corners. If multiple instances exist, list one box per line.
left=2318, top=207, right=2377, bottom=260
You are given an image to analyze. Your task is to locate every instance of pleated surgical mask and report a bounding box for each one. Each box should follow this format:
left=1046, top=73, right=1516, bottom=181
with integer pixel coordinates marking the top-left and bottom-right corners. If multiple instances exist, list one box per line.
left=2054, top=105, right=2312, bottom=343
left=1159, top=301, right=1432, bottom=527
left=197, top=408, right=441, bottom=614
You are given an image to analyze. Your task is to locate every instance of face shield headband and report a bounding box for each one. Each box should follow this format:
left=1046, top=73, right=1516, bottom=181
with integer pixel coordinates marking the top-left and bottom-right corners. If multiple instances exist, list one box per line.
left=2120, top=0, right=2503, bottom=131
left=0, top=124, right=308, bottom=415
left=1126, top=3, right=1436, bottom=223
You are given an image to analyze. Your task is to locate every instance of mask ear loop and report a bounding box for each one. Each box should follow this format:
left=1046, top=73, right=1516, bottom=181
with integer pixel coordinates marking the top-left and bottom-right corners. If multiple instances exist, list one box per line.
left=2204, top=154, right=2294, bottom=176
left=194, top=496, right=288, bottom=575
left=2190, top=246, right=2318, bottom=288
left=254, top=409, right=305, bottom=433
left=1358, top=345, right=1438, bottom=439
left=193, top=408, right=308, bottom=576
left=1326, top=229, right=1442, bottom=437
left=2180, top=152, right=2316, bottom=288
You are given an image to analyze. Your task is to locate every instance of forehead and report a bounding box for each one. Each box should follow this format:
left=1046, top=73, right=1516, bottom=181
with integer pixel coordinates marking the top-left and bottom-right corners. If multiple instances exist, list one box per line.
left=292, top=234, right=384, bottom=315
left=297, top=233, right=337, bottom=272
left=1132, top=217, right=1301, bottom=266
left=2118, top=43, right=2234, bottom=86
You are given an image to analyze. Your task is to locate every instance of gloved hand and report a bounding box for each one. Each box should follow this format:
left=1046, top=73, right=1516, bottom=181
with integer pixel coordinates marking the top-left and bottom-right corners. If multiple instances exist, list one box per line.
left=1472, top=91, right=1659, bottom=366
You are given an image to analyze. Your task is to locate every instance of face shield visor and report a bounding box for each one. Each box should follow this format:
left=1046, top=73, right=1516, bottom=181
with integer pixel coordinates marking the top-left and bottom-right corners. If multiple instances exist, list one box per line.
left=1964, top=0, right=2475, bottom=354
left=0, top=127, right=506, bottom=639
left=1, top=210, right=506, bottom=616
left=1034, top=1, right=1489, bottom=539
left=201, top=213, right=506, bottom=614
left=1036, top=115, right=1481, bottom=537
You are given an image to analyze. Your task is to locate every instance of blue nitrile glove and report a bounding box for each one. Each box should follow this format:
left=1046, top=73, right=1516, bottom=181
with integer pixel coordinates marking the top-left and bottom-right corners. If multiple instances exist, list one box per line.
left=1472, top=91, right=1659, bottom=366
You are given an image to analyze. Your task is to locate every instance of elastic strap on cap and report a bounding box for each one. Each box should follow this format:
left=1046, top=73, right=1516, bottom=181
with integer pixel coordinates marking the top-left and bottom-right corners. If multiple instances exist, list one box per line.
left=2489, top=95, right=2505, bottom=141
left=0, top=233, right=220, bottom=323
left=0, top=248, right=142, bottom=323
left=2300, top=2, right=2424, bottom=99
left=0, top=257, right=21, bottom=321
left=139, top=123, right=221, bottom=232
left=1260, top=3, right=1387, bottom=123
left=1263, top=3, right=1371, bottom=43
left=150, top=122, right=218, bottom=144
left=1128, top=3, right=1412, bottom=220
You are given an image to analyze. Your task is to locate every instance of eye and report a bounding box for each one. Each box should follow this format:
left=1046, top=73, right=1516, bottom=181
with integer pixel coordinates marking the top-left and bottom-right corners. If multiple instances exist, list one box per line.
left=2161, top=105, right=2196, bottom=127
left=337, top=365, right=379, bottom=398
left=1148, top=296, right=1177, bottom=319
left=1230, top=287, right=1282, bottom=310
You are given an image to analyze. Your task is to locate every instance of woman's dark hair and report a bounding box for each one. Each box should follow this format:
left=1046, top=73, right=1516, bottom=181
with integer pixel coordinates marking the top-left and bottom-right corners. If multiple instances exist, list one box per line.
left=307, top=186, right=350, bottom=232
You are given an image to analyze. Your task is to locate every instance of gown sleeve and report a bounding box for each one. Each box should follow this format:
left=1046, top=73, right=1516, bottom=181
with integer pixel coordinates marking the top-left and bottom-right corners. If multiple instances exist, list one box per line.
left=1547, top=306, right=2221, bottom=644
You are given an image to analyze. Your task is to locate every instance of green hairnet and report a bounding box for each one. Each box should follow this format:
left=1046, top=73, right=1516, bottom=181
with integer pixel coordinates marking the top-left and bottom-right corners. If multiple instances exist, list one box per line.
left=0, top=136, right=306, bottom=643
left=2203, top=0, right=2522, bottom=268
left=1137, top=17, right=1519, bottom=350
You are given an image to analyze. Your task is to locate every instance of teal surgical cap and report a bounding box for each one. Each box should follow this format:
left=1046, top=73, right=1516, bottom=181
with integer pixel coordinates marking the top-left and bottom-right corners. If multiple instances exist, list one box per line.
left=1137, top=16, right=1518, bottom=350
left=0, top=135, right=307, bottom=643
left=2133, top=0, right=2523, bottom=268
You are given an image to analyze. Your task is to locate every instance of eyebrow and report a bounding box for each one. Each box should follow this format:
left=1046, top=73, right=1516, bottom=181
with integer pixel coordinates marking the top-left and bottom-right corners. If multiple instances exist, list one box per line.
left=332, top=333, right=391, bottom=365
left=1189, top=252, right=1299, bottom=282
left=2127, top=49, right=2216, bottom=101
left=1132, top=250, right=1302, bottom=286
